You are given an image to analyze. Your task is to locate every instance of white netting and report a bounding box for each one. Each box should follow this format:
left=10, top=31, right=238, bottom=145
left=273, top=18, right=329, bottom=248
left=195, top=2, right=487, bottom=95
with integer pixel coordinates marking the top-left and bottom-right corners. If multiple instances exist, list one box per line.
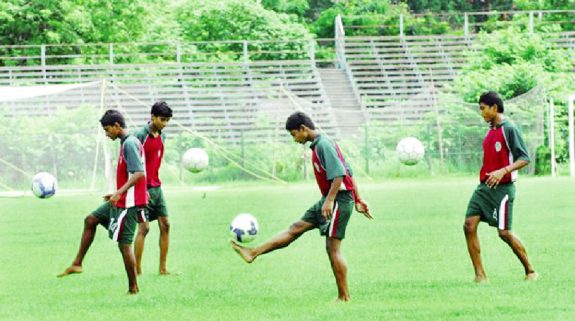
left=0, top=80, right=343, bottom=195
left=359, top=86, right=547, bottom=174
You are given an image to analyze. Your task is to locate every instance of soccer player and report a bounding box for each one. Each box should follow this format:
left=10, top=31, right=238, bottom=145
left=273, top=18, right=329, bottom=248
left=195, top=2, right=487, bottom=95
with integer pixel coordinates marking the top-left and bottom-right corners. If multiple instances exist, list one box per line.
left=133, top=101, right=173, bottom=275
left=58, top=110, right=148, bottom=294
left=463, top=91, right=538, bottom=283
left=231, top=111, right=372, bottom=302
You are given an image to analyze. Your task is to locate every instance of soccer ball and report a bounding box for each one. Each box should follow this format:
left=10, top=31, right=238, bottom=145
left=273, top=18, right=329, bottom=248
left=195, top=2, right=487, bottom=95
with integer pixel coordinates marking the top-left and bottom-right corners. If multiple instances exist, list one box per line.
left=396, top=137, right=425, bottom=166
left=229, top=213, right=259, bottom=244
left=182, top=148, right=209, bottom=173
left=31, top=172, right=57, bottom=199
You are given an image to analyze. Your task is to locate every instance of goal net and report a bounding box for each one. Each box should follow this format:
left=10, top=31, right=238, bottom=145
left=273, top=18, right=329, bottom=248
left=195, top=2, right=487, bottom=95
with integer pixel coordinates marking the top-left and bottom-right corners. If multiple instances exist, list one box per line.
left=356, top=86, right=548, bottom=176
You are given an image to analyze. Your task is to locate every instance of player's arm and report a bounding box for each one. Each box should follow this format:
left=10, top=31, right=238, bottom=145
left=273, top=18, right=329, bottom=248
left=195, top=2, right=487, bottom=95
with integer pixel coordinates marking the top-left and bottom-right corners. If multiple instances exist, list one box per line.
left=486, top=125, right=530, bottom=188
left=322, top=176, right=344, bottom=220
left=105, top=172, right=145, bottom=205
left=349, top=175, right=372, bottom=219
left=106, top=139, right=145, bottom=205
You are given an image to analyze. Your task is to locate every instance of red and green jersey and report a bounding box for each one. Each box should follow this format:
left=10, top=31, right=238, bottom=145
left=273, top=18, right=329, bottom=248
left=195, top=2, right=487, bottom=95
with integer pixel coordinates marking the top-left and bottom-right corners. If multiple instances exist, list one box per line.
left=116, top=134, right=148, bottom=208
left=480, top=118, right=530, bottom=184
left=133, top=124, right=166, bottom=188
left=309, top=135, right=356, bottom=200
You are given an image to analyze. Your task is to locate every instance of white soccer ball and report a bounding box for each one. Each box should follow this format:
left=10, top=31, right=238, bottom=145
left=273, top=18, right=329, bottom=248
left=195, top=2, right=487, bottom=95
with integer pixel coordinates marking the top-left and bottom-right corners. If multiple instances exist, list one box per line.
left=182, top=148, right=209, bottom=173
left=31, top=172, right=57, bottom=199
left=229, top=213, right=259, bottom=244
left=396, top=137, right=425, bottom=166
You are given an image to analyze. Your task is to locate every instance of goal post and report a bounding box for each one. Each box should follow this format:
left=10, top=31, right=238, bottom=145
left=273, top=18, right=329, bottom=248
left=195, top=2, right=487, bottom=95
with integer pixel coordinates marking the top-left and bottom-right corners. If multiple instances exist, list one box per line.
left=569, top=94, right=575, bottom=176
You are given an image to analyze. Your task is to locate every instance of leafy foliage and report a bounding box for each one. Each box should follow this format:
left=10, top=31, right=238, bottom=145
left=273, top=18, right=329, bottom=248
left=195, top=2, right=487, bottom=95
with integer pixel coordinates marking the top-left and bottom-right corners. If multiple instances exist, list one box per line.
left=174, top=0, right=313, bottom=61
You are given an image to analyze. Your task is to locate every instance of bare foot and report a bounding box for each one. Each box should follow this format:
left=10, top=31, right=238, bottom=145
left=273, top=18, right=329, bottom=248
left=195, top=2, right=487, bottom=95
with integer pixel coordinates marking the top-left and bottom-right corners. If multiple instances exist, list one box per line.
left=525, top=272, right=539, bottom=281
left=474, top=276, right=488, bottom=284
left=57, top=265, right=83, bottom=277
left=159, top=270, right=178, bottom=276
left=230, top=240, right=255, bottom=263
left=335, top=297, right=350, bottom=303
left=128, top=288, right=139, bottom=295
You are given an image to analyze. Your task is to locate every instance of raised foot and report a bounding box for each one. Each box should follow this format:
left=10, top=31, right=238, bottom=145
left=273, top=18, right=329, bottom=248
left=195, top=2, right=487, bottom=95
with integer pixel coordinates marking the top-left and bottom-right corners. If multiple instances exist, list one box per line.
left=230, top=240, right=255, bottom=263
left=525, top=272, right=539, bottom=281
left=57, top=265, right=83, bottom=278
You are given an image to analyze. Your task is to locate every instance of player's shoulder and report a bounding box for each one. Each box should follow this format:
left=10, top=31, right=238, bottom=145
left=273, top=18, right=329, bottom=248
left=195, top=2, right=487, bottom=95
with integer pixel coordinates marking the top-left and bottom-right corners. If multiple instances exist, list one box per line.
left=123, top=134, right=143, bottom=148
left=132, top=125, right=149, bottom=142
left=315, top=135, right=336, bottom=148
left=501, top=118, right=521, bottom=134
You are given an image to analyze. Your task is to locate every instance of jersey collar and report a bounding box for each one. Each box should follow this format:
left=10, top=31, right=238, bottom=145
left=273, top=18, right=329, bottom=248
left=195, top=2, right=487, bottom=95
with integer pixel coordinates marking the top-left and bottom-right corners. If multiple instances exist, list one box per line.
left=490, top=118, right=508, bottom=129
left=145, top=122, right=162, bottom=136
left=120, top=133, right=130, bottom=143
left=309, top=134, right=322, bottom=149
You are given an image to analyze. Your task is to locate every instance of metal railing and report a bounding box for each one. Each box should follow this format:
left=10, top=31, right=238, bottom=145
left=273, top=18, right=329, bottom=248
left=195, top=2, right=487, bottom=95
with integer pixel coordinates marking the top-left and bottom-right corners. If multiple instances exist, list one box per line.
left=342, top=10, right=575, bottom=37
left=0, top=39, right=326, bottom=67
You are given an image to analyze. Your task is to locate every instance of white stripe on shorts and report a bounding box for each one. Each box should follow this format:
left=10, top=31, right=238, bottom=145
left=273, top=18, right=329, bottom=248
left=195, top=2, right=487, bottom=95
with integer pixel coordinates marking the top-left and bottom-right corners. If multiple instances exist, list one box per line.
left=498, top=194, right=509, bottom=230
left=328, top=202, right=339, bottom=238
left=112, top=209, right=128, bottom=242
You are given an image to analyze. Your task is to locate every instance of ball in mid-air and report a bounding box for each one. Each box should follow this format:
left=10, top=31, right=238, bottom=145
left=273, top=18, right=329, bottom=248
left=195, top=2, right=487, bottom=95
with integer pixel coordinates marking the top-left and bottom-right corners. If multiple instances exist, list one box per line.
left=229, top=213, right=259, bottom=244
left=396, top=137, right=425, bottom=166
left=182, top=148, right=209, bottom=173
left=31, top=172, right=57, bottom=199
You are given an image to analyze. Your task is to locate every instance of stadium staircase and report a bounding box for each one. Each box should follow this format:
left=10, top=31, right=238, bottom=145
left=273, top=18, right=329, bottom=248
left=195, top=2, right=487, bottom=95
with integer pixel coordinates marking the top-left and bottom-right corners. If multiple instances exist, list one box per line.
left=317, top=68, right=365, bottom=137
left=343, top=35, right=475, bottom=123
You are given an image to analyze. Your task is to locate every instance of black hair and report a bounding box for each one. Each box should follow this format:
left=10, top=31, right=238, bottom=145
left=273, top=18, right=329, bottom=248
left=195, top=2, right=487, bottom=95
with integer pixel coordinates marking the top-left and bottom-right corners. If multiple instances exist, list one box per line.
left=99, top=109, right=126, bottom=128
left=285, top=111, right=315, bottom=131
left=479, top=91, right=504, bottom=113
left=151, top=101, right=173, bottom=118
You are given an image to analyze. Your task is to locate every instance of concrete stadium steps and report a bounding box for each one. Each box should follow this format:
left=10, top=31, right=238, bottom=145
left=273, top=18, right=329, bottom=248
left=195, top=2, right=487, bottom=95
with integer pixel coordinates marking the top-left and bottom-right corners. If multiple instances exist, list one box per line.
left=0, top=60, right=340, bottom=143
left=343, top=32, right=575, bottom=123
left=317, top=68, right=365, bottom=137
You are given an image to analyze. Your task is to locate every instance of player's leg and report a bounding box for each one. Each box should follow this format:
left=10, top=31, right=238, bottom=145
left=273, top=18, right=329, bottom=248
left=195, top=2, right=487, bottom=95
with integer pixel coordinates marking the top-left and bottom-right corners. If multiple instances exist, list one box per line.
left=495, top=185, right=537, bottom=280
left=326, top=237, right=349, bottom=301
left=231, top=220, right=315, bottom=263
left=463, top=215, right=487, bottom=282
left=134, top=221, right=150, bottom=275
left=158, top=216, right=170, bottom=274
left=324, top=191, right=353, bottom=301
left=58, top=212, right=104, bottom=277
left=498, top=230, right=537, bottom=280
left=119, top=243, right=139, bottom=294
left=113, top=207, right=141, bottom=293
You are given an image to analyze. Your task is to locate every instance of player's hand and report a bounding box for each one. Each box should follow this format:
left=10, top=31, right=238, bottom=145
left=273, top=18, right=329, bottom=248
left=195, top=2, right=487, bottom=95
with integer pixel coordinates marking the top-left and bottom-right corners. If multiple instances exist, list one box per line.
left=486, top=168, right=507, bottom=189
left=322, top=199, right=334, bottom=221
left=355, top=199, right=373, bottom=219
left=104, top=192, right=120, bottom=206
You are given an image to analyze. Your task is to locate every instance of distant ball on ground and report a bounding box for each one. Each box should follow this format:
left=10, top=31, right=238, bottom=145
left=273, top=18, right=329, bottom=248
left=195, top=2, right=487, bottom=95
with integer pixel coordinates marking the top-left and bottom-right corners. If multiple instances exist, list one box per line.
left=182, top=148, right=209, bottom=173
left=396, top=137, right=425, bottom=166
left=31, top=172, right=57, bottom=199
left=229, top=213, right=259, bottom=244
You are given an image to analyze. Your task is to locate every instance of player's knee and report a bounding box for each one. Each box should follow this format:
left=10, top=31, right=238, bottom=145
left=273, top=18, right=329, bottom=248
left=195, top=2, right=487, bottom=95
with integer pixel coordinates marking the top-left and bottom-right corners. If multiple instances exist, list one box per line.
left=287, top=222, right=306, bottom=237
left=84, top=215, right=99, bottom=227
left=325, top=239, right=340, bottom=256
left=159, top=220, right=170, bottom=234
left=138, top=223, right=150, bottom=236
left=498, top=230, right=512, bottom=242
left=463, top=221, right=476, bottom=235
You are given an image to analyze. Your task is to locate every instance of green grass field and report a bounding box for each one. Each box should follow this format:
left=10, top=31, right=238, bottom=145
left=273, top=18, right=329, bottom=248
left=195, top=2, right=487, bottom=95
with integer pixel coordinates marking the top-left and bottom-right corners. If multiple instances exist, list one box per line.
left=1, top=176, right=574, bottom=321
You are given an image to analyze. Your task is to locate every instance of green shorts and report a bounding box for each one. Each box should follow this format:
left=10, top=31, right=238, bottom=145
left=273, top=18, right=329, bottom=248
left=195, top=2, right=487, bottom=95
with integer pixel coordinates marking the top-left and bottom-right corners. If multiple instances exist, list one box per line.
left=465, top=183, right=515, bottom=230
left=301, top=191, right=354, bottom=240
left=147, top=186, right=168, bottom=221
left=92, top=203, right=147, bottom=244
